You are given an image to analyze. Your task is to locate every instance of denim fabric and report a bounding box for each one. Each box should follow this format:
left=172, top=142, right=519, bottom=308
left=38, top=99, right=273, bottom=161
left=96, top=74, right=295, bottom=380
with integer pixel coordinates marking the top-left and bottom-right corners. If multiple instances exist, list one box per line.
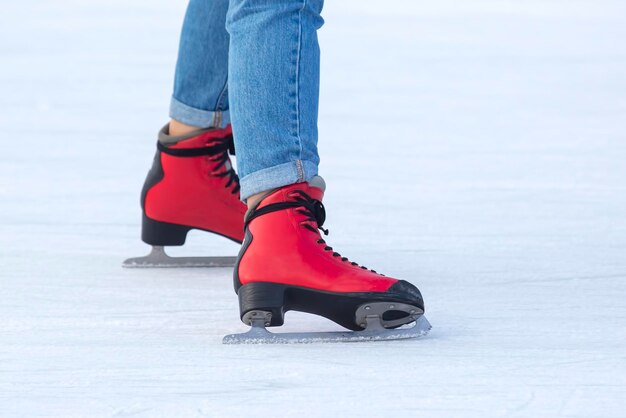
left=171, top=0, right=230, bottom=129
left=169, top=0, right=324, bottom=201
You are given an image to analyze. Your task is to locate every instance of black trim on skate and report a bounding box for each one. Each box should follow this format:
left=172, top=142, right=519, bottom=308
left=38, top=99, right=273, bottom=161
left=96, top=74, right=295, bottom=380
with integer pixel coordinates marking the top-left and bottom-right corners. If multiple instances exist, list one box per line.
left=141, top=213, right=243, bottom=246
left=233, top=227, right=253, bottom=293
left=237, top=281, right=424, bottom=331
left=156, top=135, right=233, bottom=158
left=140, top=150, right=165, bottom=210
left=387, top=280, right=424, bottom=304
left=141, top=213, right=192, bottom=246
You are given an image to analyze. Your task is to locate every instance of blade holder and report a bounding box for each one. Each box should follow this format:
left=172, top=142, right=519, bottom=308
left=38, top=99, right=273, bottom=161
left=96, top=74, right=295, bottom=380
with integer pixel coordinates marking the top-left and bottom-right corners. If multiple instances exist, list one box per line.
left=242, top=310, right=272, bottom=327
left=354, top=302, right=424, bottom=329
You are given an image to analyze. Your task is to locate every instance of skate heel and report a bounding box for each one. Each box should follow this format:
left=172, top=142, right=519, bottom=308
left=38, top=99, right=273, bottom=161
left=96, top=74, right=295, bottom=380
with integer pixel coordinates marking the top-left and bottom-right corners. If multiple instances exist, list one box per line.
left=141, top=213, right=192, bottom=246
left=237, top=282, right=288, bottom=327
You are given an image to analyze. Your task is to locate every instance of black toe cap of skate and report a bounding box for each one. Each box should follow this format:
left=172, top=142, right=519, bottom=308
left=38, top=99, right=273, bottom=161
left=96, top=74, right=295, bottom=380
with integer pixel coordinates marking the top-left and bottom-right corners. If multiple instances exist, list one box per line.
left=388, top=280, right=424, bottom=310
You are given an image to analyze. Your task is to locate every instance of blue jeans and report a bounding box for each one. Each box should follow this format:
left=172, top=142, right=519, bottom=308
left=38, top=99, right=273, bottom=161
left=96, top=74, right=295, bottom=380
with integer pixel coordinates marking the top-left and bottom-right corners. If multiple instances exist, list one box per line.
left=170, top=0, right=324, bottom=200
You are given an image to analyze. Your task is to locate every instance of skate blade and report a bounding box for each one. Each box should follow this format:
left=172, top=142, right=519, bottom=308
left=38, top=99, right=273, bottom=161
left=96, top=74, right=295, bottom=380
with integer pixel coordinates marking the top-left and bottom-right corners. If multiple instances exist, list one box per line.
left=122, top=246, right=236, bottom=268
left=223, top=315, right=431, bottom=344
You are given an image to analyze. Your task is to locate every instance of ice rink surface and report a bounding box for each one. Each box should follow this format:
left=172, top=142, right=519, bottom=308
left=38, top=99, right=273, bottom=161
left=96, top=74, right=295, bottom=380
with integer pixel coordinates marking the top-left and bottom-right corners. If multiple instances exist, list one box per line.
left=1, top=0, right=625, bottom=416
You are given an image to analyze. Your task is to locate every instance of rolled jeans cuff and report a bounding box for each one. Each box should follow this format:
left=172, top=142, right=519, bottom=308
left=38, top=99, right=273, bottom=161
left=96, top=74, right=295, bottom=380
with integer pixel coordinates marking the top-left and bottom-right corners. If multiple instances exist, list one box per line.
left=239, top=160, right=319, bottom=202
left=169, top=96, right=231, bottom=129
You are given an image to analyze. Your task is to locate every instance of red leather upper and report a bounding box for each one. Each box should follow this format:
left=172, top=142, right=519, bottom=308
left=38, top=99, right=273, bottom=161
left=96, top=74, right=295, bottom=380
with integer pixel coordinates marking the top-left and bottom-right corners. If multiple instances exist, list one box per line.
left=238, top=182, right=399, bottom=293
left=144, top=126, right=246, bottom=242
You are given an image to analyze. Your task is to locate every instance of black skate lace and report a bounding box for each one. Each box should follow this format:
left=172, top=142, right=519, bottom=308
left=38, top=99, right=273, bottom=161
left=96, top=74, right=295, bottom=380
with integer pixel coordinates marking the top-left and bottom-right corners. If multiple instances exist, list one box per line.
left=209, top=137, right=240, bottom=195
left=157, top=135, right=240, bottom=195
left=245, top=190, right=381, bottom=274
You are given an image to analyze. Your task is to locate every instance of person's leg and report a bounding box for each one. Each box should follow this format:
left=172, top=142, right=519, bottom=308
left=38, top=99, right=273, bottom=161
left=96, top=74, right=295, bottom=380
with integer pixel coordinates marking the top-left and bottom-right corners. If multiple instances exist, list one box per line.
left=170, top=0, right=231, bottom=135
left=226, top=0, right=324, bottom=202
left=131, top=0, right=246, bottom=266
left=224, top=0, right=425, bottom=335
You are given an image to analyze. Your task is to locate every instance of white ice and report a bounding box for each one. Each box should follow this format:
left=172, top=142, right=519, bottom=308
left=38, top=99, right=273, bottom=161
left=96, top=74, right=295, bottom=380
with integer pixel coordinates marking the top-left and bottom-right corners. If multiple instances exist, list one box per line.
left=1, top=0, right=626, bottom=416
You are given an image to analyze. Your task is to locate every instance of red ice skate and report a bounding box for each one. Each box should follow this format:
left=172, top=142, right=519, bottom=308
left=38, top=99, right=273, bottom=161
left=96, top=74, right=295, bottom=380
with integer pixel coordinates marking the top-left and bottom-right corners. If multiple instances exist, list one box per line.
left=123, top=125, right=246, bottom=268
left=223, top=177, right=430, bottom=343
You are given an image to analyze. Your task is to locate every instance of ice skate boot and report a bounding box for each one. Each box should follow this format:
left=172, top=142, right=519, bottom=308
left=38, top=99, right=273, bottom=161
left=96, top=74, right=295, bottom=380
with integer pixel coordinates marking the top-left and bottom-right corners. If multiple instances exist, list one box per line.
left=123, top=125, right=246, bottom=268
left=223, top=177, right=430, bottom=343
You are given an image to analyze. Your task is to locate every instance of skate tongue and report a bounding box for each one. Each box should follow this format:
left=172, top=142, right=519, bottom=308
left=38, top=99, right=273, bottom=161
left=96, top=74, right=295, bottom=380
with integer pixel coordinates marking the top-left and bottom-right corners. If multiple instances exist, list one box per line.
left=158, top=124, right=233, bottom=148
left=245, top=176, right=326, bottom=218
left=305, top=175, right=325, bottom=201
left=307, top=175, right=326, bottom=192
